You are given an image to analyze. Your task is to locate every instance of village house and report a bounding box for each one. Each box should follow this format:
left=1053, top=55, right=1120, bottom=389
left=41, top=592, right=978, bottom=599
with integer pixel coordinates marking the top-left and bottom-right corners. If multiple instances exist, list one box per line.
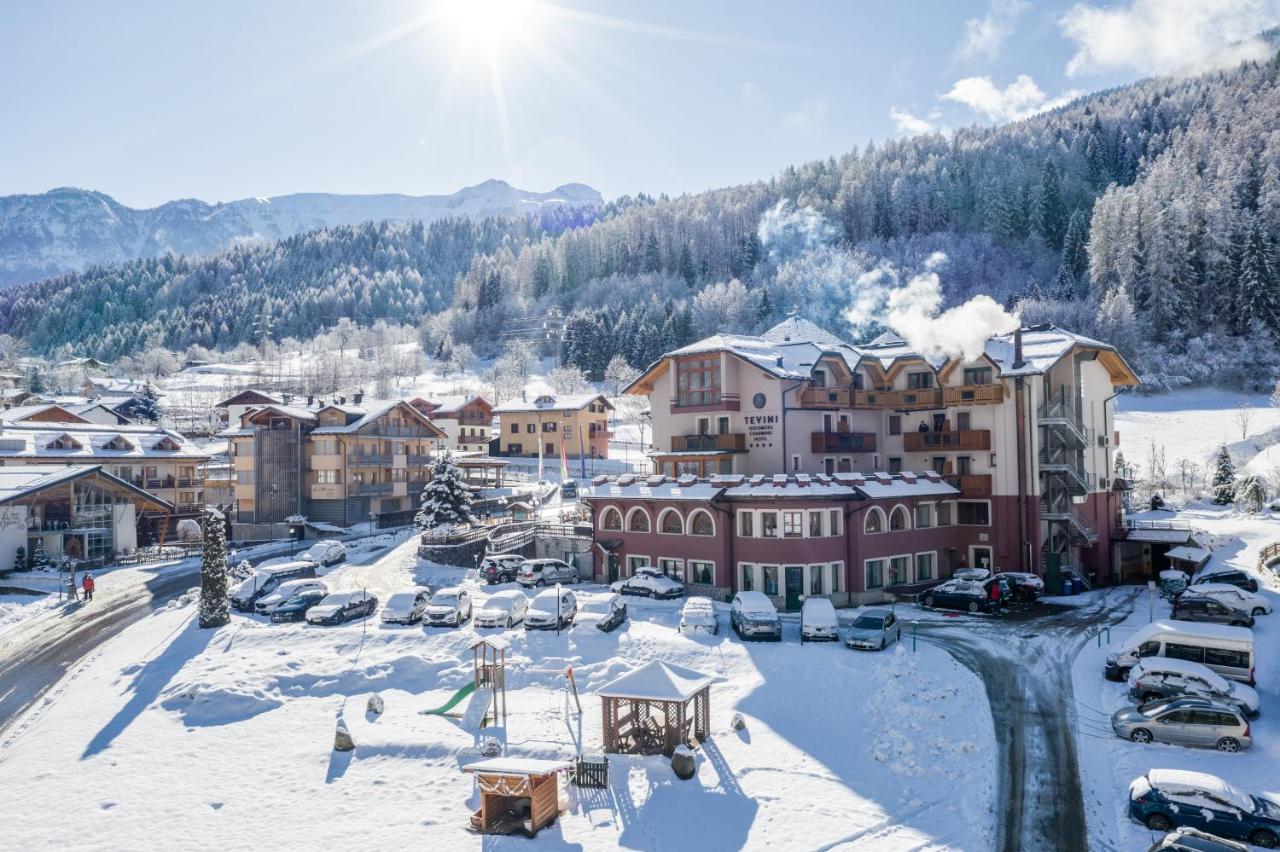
left=493, top=393, right=612, bottom=460
left=416, top=394, right=494, bottom=454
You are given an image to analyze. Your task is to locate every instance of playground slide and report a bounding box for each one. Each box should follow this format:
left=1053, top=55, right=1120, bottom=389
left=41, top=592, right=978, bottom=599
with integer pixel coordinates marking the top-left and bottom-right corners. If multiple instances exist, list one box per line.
left=460, top=686, right=493, bottom=730
left=420, top=681, right=477, bottom=716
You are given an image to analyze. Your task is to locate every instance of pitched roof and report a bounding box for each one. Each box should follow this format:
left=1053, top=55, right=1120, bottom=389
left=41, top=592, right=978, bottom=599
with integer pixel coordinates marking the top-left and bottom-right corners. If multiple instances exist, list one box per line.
left=0, top=464, right=173, bottom=511
left=425, top=394, right=491, bottom=416
left=493, top=393, right=611, bottom=414
left=595, top=660, right=714, bottom=701
left=0, top=421, right=208, bottom=460
left=309, top=399, right=445, bottom=437
left=0, top=403, right=92, bottom=424
left=216, top=389, right=283, bottom=408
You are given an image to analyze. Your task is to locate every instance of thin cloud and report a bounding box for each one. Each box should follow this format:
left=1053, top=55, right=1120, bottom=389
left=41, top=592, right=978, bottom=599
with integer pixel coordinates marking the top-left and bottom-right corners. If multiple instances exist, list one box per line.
left=943, top=74, right=1082, bottom=122
left=889, top=107, right=940, bottom=136
left=958, top=0, right=1030, bottom=60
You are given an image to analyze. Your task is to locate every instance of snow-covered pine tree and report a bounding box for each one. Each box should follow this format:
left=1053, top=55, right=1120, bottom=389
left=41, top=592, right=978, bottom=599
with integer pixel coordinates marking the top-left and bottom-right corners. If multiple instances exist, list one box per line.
left=137, top=381, right=162, bottom=424
left=32, top=540, right=51, bottom=570
left=415, top=451, right=475, bottom=533
left=1236, top=475, right=1266, bottom=512
left=197, top=507, right=230, bottom=628
left=1211, top=444, right=1237, bottom=505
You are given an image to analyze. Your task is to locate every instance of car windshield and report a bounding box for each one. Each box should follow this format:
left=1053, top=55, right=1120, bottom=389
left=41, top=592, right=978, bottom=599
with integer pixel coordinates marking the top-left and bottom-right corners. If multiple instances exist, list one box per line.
left=1137, top=699, right=1176, bottom=715
left=580, top=599, right=612, bottom=614
left=853, top=616, right=885, bottom=629
left=432, top=593, right=458, bottom=605
left=287, top=592, right=322, bottom=605
left=386, top=593, right=415, bottom=607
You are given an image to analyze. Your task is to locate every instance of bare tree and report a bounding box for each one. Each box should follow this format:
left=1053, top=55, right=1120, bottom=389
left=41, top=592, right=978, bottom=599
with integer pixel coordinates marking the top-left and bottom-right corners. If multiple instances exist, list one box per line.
left=604, top=354, right=640, bottom=398
left=1234, top=400, right=1253, bottom=440
left=548, top=365, right=589, bottom=394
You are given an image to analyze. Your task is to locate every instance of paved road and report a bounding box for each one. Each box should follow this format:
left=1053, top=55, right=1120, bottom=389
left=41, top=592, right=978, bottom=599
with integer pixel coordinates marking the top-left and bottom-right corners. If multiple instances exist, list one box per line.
left=916, top=588, right=1141, bottom=852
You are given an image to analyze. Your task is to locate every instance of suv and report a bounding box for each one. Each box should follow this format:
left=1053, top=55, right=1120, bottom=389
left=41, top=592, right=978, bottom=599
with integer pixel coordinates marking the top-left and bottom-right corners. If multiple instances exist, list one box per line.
left=730, top=591, right=782, bottom=641
left=517, top=558, right=578, bottom=587
left=1171, top=595, right=1254, bottom=628
left=1192, top=569, right=1259, bottom=594
left=1129, top=769, right=1280, bottom=848
left=299, top=539, right=346, bottom=567
left=480, top=553, right=524, bottom=584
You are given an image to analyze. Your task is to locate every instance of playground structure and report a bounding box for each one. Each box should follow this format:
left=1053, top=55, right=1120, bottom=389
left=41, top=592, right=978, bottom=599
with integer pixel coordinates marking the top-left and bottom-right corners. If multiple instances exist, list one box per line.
left=463, top=757, right=569, bottom=836
left=420, top=636, right=509, bottom=729
left=597, top=660, right=713, bottom=757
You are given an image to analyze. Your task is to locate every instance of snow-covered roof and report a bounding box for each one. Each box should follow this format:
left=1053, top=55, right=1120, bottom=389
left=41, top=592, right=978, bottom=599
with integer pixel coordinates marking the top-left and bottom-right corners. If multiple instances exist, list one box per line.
left=1125, top=527, right=1197, bottom=544
left=0, top=403, right=90, bottom=423
left=468, top=635, right=511, bottom=652
left=581, top=477, right=724, bottom=502
left=1124, top=619, right=1253, bottom=648
left=493, top=393, right=611, bottom=414
left=1145, top=769, right=1253, bottom=812
left=582, top=472, right=957, bottom=502
left=0, top=464, right=173, bottom=509
left=0, top=421, right=208, bottom=460
left=425, top=394, right=489, bottom=416
left=1165, top=545, right=1211, bottom=564
left=843, top=473, right=959, bottom=499
left=595, top=660, right=714, bottom=701
left=462, top=757, right=570, bottom=777
left=1131, top=657, right=1229, bottom=688
left=762, top=316, right=847, bottom=348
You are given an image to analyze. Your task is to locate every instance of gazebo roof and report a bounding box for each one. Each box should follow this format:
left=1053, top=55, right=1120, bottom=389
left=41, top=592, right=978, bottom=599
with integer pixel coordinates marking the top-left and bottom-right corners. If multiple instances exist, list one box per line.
left=463, top=757, right=569, bottom=777
left=469, top=635, right=511, bottom=652
left=596, top=660, right=714, bottom=702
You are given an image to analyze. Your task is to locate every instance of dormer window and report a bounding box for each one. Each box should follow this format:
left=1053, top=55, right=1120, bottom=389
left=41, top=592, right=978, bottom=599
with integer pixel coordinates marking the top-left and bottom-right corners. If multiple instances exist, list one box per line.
left=47, top=434, right=83, bottom=451
left=907, top=372, right=934, bottom=390
left=852, top=372, right=865, bottom=390
left=103, top=435, right=136, bottom=451
left=153, top=436, right=181, bottom=451
left=811, top=369, right=826, bottom=389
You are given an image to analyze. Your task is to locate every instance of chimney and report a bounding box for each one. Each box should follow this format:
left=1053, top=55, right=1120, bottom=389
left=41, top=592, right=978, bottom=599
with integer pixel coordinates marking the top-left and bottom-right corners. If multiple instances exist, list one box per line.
left=339, top=395, right=346, bottom=405
left=1012, top=327, right=1025, bottom=370
left=282, top=392, right=292, bottom=405
left=307, top=394, right=314, bottom=406
left=353, top=391, right=363, bottom=405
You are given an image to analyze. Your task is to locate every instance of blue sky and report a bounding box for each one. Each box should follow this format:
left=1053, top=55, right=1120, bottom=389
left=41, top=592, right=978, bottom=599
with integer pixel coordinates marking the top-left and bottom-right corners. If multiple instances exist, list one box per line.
left=1, top=0, right=1274, bottom=207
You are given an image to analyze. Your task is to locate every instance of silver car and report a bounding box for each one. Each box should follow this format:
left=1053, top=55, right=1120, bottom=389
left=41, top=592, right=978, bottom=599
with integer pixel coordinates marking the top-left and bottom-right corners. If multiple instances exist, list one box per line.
left=845, top=608, right=902, bottom=651
left=1111, top=697, right=1252, bottom=752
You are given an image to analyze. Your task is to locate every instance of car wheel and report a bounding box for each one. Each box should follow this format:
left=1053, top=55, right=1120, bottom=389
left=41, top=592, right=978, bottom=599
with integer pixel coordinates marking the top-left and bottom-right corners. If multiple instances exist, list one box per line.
left=968, top=601, right=980, bottom=614
left=879, top=638, right=886, bottom=650
left=1144, top=813, right=1172, bottom=832
left=1140, top=692, right=1161, bottom=703
left=1216, top=737, right=1241, bottom=753
left=1130, top=729, right=1152, bottom=744
left=924, top=595, right=935, bottom=609
left=1249, top=830, right=1278, bottom=849
left=1254, top=607, right=1266, bottom=617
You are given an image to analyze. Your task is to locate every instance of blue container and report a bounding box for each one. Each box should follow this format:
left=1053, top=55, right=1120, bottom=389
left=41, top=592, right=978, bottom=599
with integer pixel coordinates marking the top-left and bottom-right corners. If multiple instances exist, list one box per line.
left=1061, top=578, right=1073, bottom=596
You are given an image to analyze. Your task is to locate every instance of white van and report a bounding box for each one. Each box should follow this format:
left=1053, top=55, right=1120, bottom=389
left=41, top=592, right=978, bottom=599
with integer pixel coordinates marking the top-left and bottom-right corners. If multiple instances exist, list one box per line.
left=1104, top=620, right=1255, bottom=685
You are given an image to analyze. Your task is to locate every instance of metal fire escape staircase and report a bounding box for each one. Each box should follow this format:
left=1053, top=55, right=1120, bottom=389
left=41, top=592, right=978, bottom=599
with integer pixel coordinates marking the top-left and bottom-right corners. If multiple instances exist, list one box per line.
left=1038, top=388, right=1098, bottom=563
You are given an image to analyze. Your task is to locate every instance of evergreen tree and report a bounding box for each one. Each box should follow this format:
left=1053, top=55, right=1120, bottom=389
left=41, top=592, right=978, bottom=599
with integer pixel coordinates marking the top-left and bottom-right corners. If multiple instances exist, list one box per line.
left=197, top=507, right=230, bottom=629
left=1211, top=444, right=1237, bottom=505
left=1236, top=474, right=1265, bottom=512
left=1055, top=209, right=1091, bottom=297
left=678, top=243, right=696, bottom=289
left=1237, top=222, right=1278, bottom=333
left=31, top=540, right=51, bottom=570
left=1035, top=160, right=1067, bottom=250
left=136, top=380, right=162, bottom=424
left=415, top=451, right=475, bottom=531
left=25, top=366, right=44, bottom=394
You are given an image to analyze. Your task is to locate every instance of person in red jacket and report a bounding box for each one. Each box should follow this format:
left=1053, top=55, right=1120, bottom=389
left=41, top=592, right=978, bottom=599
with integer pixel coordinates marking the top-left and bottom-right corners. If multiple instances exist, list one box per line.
left=987, top=577, right=1001, bottom=613
left=82, top=572, right=95, bottom=602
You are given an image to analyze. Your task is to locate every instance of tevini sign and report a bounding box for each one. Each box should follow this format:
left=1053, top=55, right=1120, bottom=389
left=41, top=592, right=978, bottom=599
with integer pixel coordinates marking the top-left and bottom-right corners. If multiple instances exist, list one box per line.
left=745, top=414, right=777, bottom=448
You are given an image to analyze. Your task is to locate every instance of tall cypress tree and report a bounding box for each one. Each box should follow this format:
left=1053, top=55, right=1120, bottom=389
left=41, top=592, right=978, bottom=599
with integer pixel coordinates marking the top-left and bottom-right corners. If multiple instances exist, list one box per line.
left=197, top=507, right=230, bottom=629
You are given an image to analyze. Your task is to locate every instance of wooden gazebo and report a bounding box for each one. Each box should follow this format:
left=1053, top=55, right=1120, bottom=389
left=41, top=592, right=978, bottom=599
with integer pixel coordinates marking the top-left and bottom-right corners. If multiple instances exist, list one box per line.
left=463, top=757, right=568, bottom=836
left=597, top=660, right=713, bottom=756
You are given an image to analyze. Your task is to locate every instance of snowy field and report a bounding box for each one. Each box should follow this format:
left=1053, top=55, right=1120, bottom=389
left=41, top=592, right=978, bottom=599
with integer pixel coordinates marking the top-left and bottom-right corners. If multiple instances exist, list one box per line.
left=0, top=536, right=996, bottom=850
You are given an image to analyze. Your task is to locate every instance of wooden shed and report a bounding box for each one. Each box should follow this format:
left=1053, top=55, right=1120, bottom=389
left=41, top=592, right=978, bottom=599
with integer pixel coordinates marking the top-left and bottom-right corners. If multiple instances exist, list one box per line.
left=462, top=757, right=568, bottom=836
left=597, top=660, right=713, bottom=756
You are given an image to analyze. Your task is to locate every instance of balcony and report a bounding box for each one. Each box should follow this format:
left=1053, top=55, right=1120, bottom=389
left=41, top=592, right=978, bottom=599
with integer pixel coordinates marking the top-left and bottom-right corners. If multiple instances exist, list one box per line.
left=943, top=384, right=1004, bottom=405
left=352, top=482, right=393, bottom=496
left=348, top=453, right=393, bottom=466
left=669, top=392, right=740, bottom=413
left=811, top=431, right=876, bottom=453
left=884, top=388, right=944, bottom=410
left=407, top=453, right=433, bottom=465
left=943, top=474, right=993, bottom=497
left=798, top=384, right=854, bottom=408
left=904, top=429, right=991, bottom=452
left=670, top=433, right=747, bottom=452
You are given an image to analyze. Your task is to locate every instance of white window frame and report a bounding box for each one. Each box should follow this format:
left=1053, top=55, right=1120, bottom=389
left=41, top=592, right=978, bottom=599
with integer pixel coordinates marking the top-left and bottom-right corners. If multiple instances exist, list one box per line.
left=657, top=557, right=684, bottom=578
left=888, top=553, right=912, bottom=586
left=914, top=501, right=934, bottom=529
left=914, top=550, right=936, bottom=582
left=969, top=545, right=993, bottom=570
left=657, top=507, right=684, bottom=535
left=624, top=506, right=652, bottom=533
left=936, top=500, right=955, bottom=527
left=829, top=561, right=844, bottom=594
left=864, top=506, right=887, bottom=534
left=737, top=509, right=754, bottom=537
left=687, top=559, right=715, bottom=586
left=864, top=558, right=887, bottom=589
left=761, top=564, right=780, bottom=597
left=956, top=499, right=992, bottom=527
left=781, top=510, right=804, bottom=538
left=625, top=554, right=650, bottom=576
left=688, top=509, right=716, bottom=537
left=760, top=510, right=779, bottom=538
left=888, top=503, right=912, bottom=532
left=739, top=561, right=758, bottom=592
left=807, top=509, right=825, bottom=538
left=828, top=508, right=842, bottom=537
left=805, top=563, right=825, bottom=596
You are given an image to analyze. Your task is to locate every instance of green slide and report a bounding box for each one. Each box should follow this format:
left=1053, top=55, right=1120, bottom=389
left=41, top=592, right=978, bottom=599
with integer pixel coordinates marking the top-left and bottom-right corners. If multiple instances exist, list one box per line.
left=420, top=681, right=477, bottom=715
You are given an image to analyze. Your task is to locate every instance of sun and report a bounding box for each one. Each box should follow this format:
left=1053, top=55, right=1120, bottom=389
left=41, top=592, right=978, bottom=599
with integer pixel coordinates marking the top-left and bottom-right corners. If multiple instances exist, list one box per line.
left=438, top=0, right=544, bottom=52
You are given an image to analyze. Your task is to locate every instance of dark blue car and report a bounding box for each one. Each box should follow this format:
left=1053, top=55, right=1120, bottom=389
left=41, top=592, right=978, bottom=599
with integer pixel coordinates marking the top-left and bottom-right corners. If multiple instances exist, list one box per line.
left=1129, top=770, right=1280, bottom=849
left=269, top=590, right=326, bottom=623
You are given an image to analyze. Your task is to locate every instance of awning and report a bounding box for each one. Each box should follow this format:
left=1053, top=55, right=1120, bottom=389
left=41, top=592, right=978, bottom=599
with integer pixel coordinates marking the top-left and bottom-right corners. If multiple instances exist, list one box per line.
left=595, top=538, right=624, bottom=552
left=1165, top=545, right=1211, bottom=564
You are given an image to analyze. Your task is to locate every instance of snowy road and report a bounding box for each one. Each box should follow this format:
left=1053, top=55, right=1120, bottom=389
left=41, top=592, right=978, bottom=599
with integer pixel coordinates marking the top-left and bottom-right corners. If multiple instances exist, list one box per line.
left=915, top=588, right=1141, bottom=852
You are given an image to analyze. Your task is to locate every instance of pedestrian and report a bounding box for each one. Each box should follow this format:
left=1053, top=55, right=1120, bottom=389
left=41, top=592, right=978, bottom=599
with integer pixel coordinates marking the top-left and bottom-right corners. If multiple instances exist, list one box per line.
left=987, top=578, right=1001, bottom=613
left=82, top=571, right=95, bottom=602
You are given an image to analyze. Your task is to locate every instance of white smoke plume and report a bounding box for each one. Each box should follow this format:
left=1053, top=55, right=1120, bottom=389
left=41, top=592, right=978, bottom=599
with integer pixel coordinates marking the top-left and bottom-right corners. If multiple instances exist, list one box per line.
left=844, top=252, right=1020, bottom=361
left=757, top=200, right=836, bottom=264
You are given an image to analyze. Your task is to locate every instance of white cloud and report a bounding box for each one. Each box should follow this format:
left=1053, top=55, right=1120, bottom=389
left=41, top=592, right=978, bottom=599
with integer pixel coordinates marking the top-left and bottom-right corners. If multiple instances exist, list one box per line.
left=740, top=81, right=764, bottom=105
left=958, top=0, right=1030, bottom=59
left=889, top=107, right=940, bottom=136
left=1060, top=0, right=1279, bottom=77
left=943, top=74, right=1082, bottom=122
left=784, top=97, right=829, bottom=131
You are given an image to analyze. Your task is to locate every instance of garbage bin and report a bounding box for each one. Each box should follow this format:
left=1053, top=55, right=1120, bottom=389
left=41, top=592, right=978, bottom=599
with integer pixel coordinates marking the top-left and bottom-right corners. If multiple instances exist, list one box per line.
left=1061, top=578, right=1073, bottom=596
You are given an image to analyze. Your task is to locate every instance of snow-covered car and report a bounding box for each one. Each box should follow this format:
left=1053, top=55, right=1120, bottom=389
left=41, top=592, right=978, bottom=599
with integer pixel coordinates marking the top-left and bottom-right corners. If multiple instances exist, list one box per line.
left=517, top=558, right=578, bottom=587
left=611, top=567, right=685, bottom=599
left=730, top=591, right=781, bottom=641
left=993, top=571, right=1045, bottom=603
left=380, top=589, right=433, bottom=625
left=473, top=589, right=529, bottom=628
left=1191, top=568, right=1259, bottom=594
left=953, top=567, right=991, bottom=582
left=1188, top=583, right=1271, bottom=617
left=269, top=589, right=327, bottom=623
left=306, top=590, right=378, bottom=625
left=480, top=553, right=524, bottom=584
left=230, top=561, right=317, bottom=611
left=1146, top=827, right=1250, bottom=852
left=1171, top=595, right=1253, bottom=628
left=577, top=593, right=627, bottom=632
left=1129, top=769, right=1280, bottom=847
left=1128, top=658, right=1260, bottom=717
left=299, top=539, right=347, bottom=567
left=678, top=596, right=718, bottom=635
left=922, top=579, right=994, bottom=614
left=253, top=578, right=327, bottom=614
left=844, top=607, right=902, bottom=650
left=800, top=597, right=839, bottom=642
left=524, top=588, right=576, bottom=630
left=424, top=587, right=473, bottom=627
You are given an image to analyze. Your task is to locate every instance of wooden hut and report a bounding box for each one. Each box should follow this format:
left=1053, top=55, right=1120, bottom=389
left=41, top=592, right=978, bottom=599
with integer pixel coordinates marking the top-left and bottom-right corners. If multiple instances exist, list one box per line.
left=597, top=660, right=713, bottom=756
left=462, top=757, right=568, bottom=836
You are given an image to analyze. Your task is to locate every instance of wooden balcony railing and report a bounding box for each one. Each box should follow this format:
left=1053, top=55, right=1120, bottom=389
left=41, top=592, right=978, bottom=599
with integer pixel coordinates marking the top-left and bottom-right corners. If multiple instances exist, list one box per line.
left=884, top=388, right=944, bottom=410
left=670, top=433, right=747, bottom=452
left=904, top=429, right=991, bottom=452
left=811, top=432, right=877, bottom=453
left=943, top=473, right=993, bottom=497
left=798, top=385, right=854, bottom=408
left=943, top=384, right=1004, bottom=405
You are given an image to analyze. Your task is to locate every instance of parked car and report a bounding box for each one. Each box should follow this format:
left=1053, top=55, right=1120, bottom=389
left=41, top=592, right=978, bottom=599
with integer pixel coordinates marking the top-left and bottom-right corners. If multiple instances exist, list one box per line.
left=230, top=561, right=318, bottom=611
left=678, top=596, right=719, bottom=635
left=1128, top=658, right=1260, bottom=717
left=517, top=558, right=578, bottom=587
left=953, top=567, right=991, bottom=581
left=800, top=597, right=839, bottom=642
left=525, top=588, right=577, bottom=630
left=560, top=479, right=578, bottom=498
left=922, top=579, right=995, bottom=614
left=269, top=589, right=327, bottom=623
left=479, top=553, right=524, bottom=584
left=380, top=589, right=433, bottom=625
left=306, top=590, right=378, bottom=625
left=1191, top=568, right=1259, bottom=594
left=844, top=607, right=902, bottom=650
left=253, top=578, right=327, bottom=614
left=1146, top=827, right=1250, bottom=852
left=611, top=567, right=685, bottom=599
left=1171, top=595, right=1254, bottom=628
left=577, top=593, right=627, bottom=632
left=994, top=571, right=1045, bottom=603
left=424, top=587, right=473, bottom=627
left=473, top=589, right=529, bottom=628
left=1188, top=583, right=1271, bottom=617
left=299, top=539, right=347, bottom=567
left=1112, top=696, right=1252, bottom=752
left=730, top=591, right=782, bottom=641
left=1129, top=769, right=1280, bottom=848
left=1105, top=620, right=1255, bottom=684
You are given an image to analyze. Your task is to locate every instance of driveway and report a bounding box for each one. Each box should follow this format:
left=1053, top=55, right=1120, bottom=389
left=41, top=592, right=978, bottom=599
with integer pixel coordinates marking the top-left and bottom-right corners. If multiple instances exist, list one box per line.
left=914, top=588, right=1142, bottom=852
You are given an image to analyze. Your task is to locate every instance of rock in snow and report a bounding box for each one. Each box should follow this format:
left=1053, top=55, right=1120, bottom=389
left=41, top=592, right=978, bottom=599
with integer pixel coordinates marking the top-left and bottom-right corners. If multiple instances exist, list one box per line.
left=334, top=718, right=355, bottom=752
left=366, top=693, right=384, bottom=715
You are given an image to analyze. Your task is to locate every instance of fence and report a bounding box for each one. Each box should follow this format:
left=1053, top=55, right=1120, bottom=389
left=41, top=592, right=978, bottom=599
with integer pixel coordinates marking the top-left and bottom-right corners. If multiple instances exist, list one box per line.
left=573, top=754, right=608, bottom=788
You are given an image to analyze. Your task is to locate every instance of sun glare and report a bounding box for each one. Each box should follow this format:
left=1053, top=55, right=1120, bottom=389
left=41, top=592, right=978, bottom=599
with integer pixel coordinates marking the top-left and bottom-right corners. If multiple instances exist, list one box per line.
left=439, top=0, right=541, bottom=51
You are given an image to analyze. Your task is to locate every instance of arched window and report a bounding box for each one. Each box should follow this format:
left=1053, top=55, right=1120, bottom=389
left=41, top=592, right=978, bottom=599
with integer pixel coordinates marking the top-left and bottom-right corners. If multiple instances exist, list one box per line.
left=600, top=507, right=623, bottom=531
left=864, top=507, right=886, bottom=534
left=659, top=509, right=684, bottom=534
left=689, top=510, right=715, bottom=536
left=889, top=505, right=910, bottom=532
left=626, top=508, right=651, bottom=533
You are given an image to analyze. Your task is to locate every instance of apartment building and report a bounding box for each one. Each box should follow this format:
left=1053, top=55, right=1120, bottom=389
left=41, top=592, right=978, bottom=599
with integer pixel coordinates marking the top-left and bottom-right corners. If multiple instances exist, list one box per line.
left=222, top=397, right=446, bottom=528
left=621, top=317, right=1139, bottom=584
left=494, top=393, right=612, bottom=459
left=418, top=395, right=494, bottom=454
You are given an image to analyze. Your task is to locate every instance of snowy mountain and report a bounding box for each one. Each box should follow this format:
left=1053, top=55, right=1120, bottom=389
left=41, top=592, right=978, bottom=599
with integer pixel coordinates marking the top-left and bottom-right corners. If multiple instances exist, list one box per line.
left=0, top=181, right=602, bottom=287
